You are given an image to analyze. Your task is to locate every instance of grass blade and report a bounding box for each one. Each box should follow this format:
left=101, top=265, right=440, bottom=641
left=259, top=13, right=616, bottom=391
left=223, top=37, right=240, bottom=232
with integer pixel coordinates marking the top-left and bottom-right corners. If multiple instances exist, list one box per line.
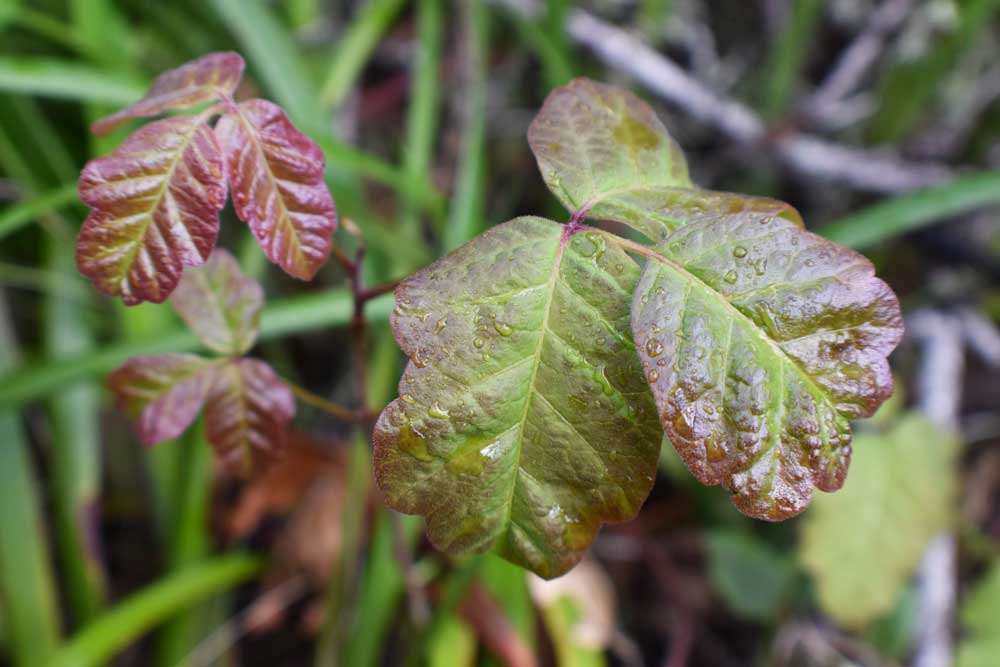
left=45, top=553, right=261, bottom=667
left=400, top=0, right=443, bottom=242
left=0, top=57, right=143, bottom=105
left=0, top=290, right=394, bottom=408
left=0, top=183, right=79, bottom=240
left=819, top=171, right=1000, bottom=249
left=45, top=241, right=107, bottom=626
left=443, top=0, right=489, bottom=251
left=0, top=294, right=62, bottom=665
left=319, top=0, right=407, bottom=109
left=758, top=0, right=824, bottom=119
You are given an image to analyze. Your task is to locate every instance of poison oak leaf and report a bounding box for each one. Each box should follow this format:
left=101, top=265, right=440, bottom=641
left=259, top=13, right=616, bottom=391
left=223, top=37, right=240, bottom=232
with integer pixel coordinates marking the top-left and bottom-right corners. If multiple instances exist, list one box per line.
left=528, top=78, right=693, bottom=241
left=91, top=51, right=244, bottom=135
left=204, top=358, right=295, bottom=475
left=215, top=99, right=337, bottom=280
left=171, top=248, right=263, bottom=355
left=107, top=353, right=217, bottom=445
left=800, top=414, right=955, bottom=627
left=77, top=115, right=226, bottom=304
left=374, top=218, right=662, bottom=578
left=632, top=206, right=903, bottom=519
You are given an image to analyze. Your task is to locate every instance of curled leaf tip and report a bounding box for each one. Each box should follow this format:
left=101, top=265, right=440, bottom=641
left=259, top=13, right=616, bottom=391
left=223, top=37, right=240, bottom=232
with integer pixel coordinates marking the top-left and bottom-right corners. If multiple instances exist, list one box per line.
left=91, top=51, right=245, bottom=135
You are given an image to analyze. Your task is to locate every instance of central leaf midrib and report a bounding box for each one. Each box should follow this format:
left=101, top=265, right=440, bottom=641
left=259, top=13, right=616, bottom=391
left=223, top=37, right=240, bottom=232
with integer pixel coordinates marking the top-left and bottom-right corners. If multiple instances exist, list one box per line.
left=117, top=120, right=202, bottom=286
left=234, top=107, right=308, bottom=267
left=648, top=245, right=837, bottom=417
left=500, top=231, right=568, bottom=540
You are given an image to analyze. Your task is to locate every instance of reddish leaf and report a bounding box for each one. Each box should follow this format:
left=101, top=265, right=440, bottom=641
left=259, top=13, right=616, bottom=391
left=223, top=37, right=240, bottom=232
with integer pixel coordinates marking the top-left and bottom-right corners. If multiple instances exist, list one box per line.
left=107, top=354, right=216, bottom=445
left=92, top=52, right=244, bottom=135
left=77, top=115, right=226, bottom=304
left=204, top=358, right=296, bottom=474
left=215, top=99, right=337, bottom=280
left=171, top=248, right=264, bottom=355
left=228, top=435, right=342, bottom=539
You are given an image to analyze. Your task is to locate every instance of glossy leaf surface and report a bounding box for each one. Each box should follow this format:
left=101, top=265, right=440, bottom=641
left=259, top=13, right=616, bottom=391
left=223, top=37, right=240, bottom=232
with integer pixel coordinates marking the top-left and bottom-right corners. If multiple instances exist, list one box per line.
left=107, top=353, right=216, bottom=445
left=632, top=206, right=902, bottom=519
left=374, top=217, right=662, bottom=578
left=171, top=248, right=263, bottom=355
left=204, top=358, right=295, bottom=474
left=91, top=52, right=244, bottom=135
left=800, top=414, right=955, bottom=628
left=77, top=115, right=226, bottom=304
left=528, top=78, right=691, bottom=241
left=215, top=99, right=337, bottom=280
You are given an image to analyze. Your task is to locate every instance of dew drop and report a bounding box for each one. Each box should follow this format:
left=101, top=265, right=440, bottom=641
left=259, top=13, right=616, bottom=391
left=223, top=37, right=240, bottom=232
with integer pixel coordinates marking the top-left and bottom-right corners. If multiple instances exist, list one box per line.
left=473, top=338, right=485, bottom=349
left=434, top=318, right=447, bottom=334
left=647, top=369, right=660, bottom=383
left=428, top=403, right=450, bottom=419
left=645, top=338, right=664, bottom=357
left=724, top=270, right=737, bottom=284
left=733, top=246, right=748, bottom=258
left=753, top=258, right=767, bottom=276
left=493, top=321, right=513, bottom=337
left=401, top=394, right=415, bottom=403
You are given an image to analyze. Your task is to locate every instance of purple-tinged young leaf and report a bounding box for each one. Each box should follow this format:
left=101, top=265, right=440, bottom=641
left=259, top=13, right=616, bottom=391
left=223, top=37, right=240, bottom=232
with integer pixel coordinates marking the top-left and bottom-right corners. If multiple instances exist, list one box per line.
left=632, top=205, right=903, bottom=520
left=374, top=218, right=662, bottom=579
left=171, top=248, right=263, bottom=355
left=91, top=52, right=244, bottom=135
left=204, top=358, right=295, bottom=475
left=77, top=115, right=226, bottom=305
left=107, top=354, right=217, bottom=446
left=528, top=78, right=691, bottom=241
left=215, top=99, right=337, bottom=280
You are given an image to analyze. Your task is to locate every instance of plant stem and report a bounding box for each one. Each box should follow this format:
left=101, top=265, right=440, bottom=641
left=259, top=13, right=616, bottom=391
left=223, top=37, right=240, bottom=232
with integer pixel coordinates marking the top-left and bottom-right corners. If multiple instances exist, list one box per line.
left=286, top=380, right=362, bottom=422
left=46, top=553, right=261, bottom=667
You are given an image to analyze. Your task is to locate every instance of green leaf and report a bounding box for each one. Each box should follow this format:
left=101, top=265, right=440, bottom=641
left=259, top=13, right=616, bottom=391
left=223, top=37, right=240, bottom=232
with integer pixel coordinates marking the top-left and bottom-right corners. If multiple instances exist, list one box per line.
left=215, top=99, right=338, bottom=280
left=91, top=52, right=244, bottom=135
left=528, top=78, right=691, bottom=241
left=958, top=564, right=1000, bottom=667
left=374, top=217, right=662, bottom=578
left=632, top=205, right=902, bottom=519
left=170, top=249, right=263, bottom=355
left=107, top=354, right=217, bottom=445
left=77, top=115, right=227, bottom=304
left=800, top=413, right=956, bottom=628
left=704, top=529, right=795, bottom=621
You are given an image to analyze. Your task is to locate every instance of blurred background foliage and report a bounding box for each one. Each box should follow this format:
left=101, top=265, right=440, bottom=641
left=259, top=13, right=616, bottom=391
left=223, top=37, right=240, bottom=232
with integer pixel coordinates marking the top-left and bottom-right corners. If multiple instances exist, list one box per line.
left=1, top=1, right=1000, bottom=666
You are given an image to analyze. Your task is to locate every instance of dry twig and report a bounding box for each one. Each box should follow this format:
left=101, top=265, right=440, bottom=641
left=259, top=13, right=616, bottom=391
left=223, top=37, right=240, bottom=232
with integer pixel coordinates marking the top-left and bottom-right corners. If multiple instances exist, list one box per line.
left=494, top=0, right=955, bottom=193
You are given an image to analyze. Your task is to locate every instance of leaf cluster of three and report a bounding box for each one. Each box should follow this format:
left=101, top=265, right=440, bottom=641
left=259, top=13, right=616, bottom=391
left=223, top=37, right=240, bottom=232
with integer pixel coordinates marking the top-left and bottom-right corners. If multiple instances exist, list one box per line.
left=374, top=79, right=904, bottom=578
left=76, top=52, right=337, bottom=305
left=108, top=250, right=294, bottom=474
